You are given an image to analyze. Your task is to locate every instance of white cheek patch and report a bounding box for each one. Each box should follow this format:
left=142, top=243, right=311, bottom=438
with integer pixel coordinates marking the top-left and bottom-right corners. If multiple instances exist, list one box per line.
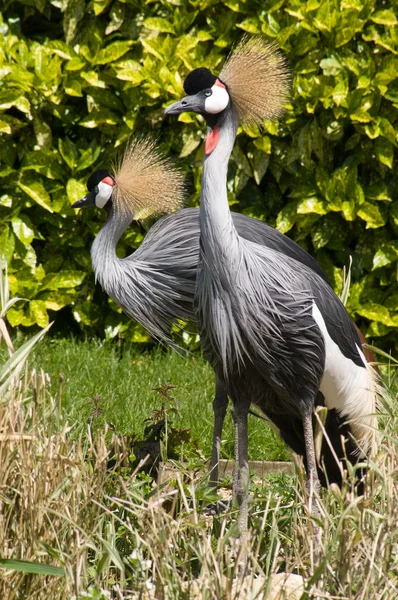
left=96, top=181, right=113, bottom=208
left=205, top=84, right=230, bottom=114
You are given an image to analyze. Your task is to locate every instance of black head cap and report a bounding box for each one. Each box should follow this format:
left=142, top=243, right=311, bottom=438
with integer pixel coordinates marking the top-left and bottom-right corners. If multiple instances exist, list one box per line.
left=87, top=168, right=113, bottom=191
left=183, top=68, right=217, bottom=95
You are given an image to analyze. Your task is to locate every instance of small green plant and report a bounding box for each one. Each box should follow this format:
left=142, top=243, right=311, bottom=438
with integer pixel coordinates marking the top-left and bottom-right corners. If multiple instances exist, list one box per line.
left=340, top=255, right=353, bottom=307
left=131, top=383, right=196, bottom=475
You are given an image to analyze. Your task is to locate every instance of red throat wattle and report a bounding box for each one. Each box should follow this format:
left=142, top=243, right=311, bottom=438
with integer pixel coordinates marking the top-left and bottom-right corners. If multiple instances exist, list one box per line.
left=205, top=126, right=220, bottom=155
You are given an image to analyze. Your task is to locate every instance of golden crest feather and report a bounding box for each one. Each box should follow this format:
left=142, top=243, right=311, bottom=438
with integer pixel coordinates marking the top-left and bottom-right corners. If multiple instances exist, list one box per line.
left=220, top=35, right=291, bottom=126
left=111, top=137, right=185, bottom=220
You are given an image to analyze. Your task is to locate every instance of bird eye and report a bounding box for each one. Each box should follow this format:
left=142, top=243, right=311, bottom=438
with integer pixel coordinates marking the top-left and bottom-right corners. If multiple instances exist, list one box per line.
left=204, top=89, right=212, bottom=97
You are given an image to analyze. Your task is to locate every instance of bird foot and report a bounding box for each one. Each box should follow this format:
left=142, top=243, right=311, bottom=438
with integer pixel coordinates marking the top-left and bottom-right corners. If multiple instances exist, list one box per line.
left=204, top=497, right=231, bottom=515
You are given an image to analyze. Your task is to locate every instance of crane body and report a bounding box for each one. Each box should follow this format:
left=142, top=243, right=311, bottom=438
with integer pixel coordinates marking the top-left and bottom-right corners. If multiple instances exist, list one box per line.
left=73, top=125, right=377, bottom=513
left=165, top=37, right=379, bottom=536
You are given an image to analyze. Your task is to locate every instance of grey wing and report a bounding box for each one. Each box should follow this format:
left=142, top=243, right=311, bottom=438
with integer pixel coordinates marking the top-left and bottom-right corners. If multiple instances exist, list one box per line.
left=131, top=208, right=200, bottom=280
left=231, top=212, right=330, bottom=286
left=124, top=207, right=333, bottom=349
left=119, top=209, right=200, bottom=341
left=135, top=208, right=329, bottom=286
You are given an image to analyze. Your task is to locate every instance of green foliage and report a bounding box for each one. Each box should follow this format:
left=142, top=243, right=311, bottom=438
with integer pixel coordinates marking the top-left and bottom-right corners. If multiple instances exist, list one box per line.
left=0, top=0, right=397, bottom=351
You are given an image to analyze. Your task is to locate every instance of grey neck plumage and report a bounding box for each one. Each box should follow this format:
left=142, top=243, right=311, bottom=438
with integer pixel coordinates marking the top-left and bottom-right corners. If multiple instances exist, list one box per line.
left=199, top=105, right=240, bottom=275
left=91, top=205, right=132, bottom=292
left=197, top=104, right=251, bottom=372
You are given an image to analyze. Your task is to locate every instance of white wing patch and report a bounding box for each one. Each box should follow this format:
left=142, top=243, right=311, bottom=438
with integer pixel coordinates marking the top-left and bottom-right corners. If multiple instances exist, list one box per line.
left=312, top=302, right=378, bottom=455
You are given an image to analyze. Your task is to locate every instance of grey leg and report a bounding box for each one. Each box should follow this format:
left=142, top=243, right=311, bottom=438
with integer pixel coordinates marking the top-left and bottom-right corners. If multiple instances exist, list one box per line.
left=301, top=408, right=321, bottom=506
left=233, top=401, right=250, bottom=573
left=236, top=404, right=250, bottom=533
left=301, top=404, right=321, bottom=565
left=209, top=376, right=229, bottom=490
left=231, top=404, right=239, bottom=505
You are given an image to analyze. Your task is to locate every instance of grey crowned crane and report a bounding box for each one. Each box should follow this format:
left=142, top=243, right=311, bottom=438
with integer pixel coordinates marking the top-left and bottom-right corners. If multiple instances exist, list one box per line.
left=164, top=36, right=380, bottom=536
left=72, top=136, right=342, bottom=486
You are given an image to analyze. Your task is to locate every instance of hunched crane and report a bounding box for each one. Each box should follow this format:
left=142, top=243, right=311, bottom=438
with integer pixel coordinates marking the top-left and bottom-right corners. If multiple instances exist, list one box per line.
left=165, top=36, right=379, bottom=536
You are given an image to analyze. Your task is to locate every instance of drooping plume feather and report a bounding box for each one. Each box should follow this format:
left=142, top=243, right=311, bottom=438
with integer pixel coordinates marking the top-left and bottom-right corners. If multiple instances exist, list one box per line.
left=220, top=35, right=290, bottom=126
left=111, top=137, right=185, bottom=220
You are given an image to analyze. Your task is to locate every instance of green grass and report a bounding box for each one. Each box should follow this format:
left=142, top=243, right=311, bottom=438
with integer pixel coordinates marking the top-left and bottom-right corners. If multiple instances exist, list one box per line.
left=29, top=337, right=289, bottom=462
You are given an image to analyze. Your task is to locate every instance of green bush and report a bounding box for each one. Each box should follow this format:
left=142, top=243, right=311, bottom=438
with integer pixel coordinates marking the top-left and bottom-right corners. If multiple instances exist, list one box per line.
left=0, top=0, right=397, bottom=351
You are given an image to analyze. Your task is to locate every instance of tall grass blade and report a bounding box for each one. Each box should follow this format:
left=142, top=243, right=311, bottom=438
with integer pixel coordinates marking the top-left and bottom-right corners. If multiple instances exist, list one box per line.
left=0, top=558, right=64, bottom=577
left=0, top=323, right=52, bottom=395
left=368, top=345, right=398, bottom=365
left=0, top=256, right=9, bottom=313
left=0, top=296, right=27, bottom=319
left=0, top=317, right=14, bottom=355
left=340, top=256, right=352, bottom=306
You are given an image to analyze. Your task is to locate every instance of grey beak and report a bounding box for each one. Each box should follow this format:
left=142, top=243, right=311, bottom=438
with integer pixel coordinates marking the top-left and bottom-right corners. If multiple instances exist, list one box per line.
left=71, top=190, right=96, bottom=208
left=164, top=94, right=203, bottom=116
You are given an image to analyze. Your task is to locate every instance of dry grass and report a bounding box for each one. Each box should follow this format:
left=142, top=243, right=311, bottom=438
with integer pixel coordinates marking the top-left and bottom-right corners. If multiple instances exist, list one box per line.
left=0, top=368, right=114, bottom=599
left=0, top=352, right=397, bottom=599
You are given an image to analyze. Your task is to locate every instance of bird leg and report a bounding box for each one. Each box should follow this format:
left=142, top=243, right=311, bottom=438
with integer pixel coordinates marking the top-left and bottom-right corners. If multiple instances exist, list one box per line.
left=301, top=405, right=322, bottom=563
left=209, top=377, right=229, bottom=491
left=302, top=408, right=321, bottom=507
left=233, top=400, right=250, bottom=572
left=231, top=404, right=239, bottom=506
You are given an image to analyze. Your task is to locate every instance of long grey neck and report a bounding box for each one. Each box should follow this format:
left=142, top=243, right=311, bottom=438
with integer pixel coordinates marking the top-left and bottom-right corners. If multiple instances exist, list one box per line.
left=91, top=204, right=132, bottom=290
left=199, top=106, right=239, bottom=266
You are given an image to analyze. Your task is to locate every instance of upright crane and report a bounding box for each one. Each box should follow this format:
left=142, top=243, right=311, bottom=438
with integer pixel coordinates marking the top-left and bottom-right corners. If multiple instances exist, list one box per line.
left=165, top=36, right=379, bottom=536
